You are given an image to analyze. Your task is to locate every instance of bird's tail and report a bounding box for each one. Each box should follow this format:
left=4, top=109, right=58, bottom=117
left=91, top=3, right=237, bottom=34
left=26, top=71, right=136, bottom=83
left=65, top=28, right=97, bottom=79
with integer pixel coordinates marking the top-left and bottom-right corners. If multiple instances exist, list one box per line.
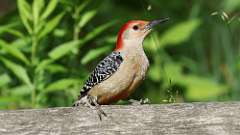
left=73, top=88, right=86, bottom=106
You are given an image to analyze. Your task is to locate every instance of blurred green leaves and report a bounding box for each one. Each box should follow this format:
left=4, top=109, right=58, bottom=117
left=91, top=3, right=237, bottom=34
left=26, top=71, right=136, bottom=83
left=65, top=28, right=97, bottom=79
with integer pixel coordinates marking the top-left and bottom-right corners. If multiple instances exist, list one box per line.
left=224, top=0, right=240, bottom=11
left=0, top=57, right=32, bottom=89
left=41, top=0, right=58, bottom=20
left=78, top=10, right=97, bottom=30
left=164, top=63, right=228, bottom=100
left=0, top=74, right=11, bottom=87
left=0, top=0, right=238, bottom=109
left=145, top=17, right=230, bottom=102
left=183, top=76, right=228, bottom=100
left=0, top=40, right=29, bottom=65
left=159, top=19, right=201, bottom=48
left=49, top=40, right=81, bottom=60
left=0, top=0, right=115, bottom=109
left=45, top=78, right=81, bottom=93
left=146, top=19, right=201, bottom=52
left=81, top=46, right=111, bottom=64
left=0, top=23, right=20, bottom=36
left=17, top=0, right=32, bottom=33
left=39, top=13, right=64, bottom=39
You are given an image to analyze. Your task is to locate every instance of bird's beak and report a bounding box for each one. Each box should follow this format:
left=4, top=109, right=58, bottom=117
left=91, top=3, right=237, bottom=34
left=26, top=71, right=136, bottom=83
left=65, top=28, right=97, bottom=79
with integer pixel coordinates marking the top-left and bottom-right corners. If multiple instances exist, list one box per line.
left=144, top=17, right=170, bottom=30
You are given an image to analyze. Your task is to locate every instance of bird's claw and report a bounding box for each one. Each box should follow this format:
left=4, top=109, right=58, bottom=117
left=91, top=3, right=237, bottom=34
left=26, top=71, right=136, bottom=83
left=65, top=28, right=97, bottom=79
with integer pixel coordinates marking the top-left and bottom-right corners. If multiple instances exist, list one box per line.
left=89, top=96, right=107, bottom=120
left=73, top=95, right=107, bottom=121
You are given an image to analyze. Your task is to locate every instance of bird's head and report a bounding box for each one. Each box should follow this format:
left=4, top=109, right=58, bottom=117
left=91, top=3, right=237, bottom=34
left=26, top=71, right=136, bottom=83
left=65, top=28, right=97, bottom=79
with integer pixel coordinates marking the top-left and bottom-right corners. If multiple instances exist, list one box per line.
left=115, top=18, right=169, bottom=51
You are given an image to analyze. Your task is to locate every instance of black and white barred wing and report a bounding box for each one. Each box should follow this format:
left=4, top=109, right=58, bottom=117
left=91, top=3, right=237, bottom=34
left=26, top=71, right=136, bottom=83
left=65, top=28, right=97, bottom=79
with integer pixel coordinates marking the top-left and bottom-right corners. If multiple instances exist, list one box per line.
left=79, top=51, right=123, bottom=98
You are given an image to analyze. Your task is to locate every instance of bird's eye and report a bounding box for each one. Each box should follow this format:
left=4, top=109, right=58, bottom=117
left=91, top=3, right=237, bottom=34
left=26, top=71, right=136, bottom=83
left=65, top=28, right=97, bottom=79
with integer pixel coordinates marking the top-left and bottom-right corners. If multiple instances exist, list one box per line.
left=133, top=25, right=139, bottom=30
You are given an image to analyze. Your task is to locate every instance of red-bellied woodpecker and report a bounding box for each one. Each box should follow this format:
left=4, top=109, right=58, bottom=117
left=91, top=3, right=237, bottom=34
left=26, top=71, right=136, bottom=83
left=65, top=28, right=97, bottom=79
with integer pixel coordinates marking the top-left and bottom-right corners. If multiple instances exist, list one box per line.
left=73, top=18, right=169, bottom=119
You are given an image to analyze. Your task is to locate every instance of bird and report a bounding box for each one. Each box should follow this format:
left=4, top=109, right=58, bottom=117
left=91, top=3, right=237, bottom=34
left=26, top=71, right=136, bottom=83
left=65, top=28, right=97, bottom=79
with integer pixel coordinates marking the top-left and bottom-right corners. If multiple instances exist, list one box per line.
left=73, top=18, right=169, bottom=119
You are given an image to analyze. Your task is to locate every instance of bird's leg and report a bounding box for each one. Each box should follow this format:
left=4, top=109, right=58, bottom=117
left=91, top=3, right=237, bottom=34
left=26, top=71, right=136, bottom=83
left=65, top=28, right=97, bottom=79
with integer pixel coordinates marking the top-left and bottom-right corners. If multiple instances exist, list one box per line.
left=128, top=98, right=150, bottom=105
left=88, top=95, right=107, bottom=120
left=73, top=95, right=107, bottom=120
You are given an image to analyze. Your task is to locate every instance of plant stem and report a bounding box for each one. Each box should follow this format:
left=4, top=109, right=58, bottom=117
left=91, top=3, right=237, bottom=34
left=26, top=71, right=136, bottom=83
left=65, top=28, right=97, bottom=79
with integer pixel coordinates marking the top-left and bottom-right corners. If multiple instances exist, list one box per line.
left=73, top=24, right=79, bottom=40
left=31, top=34, right=37, bottom=108
left=31, top=7, right=39, bottom=108
left=31, top=83, right=36, bottom=108
left=31, top=35, right=38, bottom=64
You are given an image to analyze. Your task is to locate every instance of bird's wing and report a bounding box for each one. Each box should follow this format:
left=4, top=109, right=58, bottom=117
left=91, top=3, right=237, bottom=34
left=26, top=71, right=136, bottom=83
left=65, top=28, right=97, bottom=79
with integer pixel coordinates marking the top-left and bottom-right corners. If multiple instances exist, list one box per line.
left=79, top=51, right=123, bottom=98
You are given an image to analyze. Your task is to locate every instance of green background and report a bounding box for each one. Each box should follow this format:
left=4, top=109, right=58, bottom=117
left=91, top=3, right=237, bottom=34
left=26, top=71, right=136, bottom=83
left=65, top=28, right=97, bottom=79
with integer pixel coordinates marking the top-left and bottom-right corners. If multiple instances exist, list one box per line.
left=0, top=0, right=239, bottom=109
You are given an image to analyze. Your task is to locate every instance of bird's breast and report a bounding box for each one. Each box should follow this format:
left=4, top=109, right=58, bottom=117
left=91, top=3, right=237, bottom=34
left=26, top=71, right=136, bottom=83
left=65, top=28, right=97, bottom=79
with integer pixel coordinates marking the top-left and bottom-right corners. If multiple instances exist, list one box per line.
left=125, top=48, right=149, bottom=79
left=89, top=49, right=149, bottom=104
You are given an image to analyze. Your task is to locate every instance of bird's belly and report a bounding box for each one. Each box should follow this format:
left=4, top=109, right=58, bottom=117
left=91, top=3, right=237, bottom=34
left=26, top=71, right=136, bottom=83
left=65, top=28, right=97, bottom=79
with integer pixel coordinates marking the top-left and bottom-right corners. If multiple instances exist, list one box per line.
left=89, top=57, right=148, bottom=104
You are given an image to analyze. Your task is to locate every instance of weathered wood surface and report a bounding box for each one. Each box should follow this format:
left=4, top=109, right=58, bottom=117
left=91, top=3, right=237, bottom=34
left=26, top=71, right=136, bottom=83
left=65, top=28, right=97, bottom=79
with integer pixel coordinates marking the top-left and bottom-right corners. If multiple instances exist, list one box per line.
left=0, top=102, right=240, bottom=135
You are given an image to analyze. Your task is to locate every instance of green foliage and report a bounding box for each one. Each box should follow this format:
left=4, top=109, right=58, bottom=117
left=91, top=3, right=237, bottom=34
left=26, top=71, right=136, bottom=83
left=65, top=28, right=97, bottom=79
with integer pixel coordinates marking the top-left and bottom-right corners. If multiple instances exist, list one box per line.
left=0, top=0, right=239, bottom=109
left=81, top=46, right=111, bottom=64
left=0, top=74, right=11, bottom=87
left=163, top=63, right=228, bottom=100
left=0, top=57, right=32, bottom=89
left=158, top=19, right=201, bottom=48
left=0, top=40, right=29, bottom=65
left=0, top=0, right=114, bottom=108
left=39, top=13, right=64, bottom=39
left=17, top=0, right=32, bottom=33
left=44, top=78, right=82, bottom=93
left=183, top=76, right=228, bottom=100
left=49, top=40, right=81, bottom=60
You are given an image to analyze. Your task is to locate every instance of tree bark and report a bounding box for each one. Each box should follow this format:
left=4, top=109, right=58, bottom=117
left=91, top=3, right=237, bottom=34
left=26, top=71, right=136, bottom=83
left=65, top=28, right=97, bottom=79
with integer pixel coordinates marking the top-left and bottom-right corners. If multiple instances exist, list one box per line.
left=1, top=102, right=240, bottom=135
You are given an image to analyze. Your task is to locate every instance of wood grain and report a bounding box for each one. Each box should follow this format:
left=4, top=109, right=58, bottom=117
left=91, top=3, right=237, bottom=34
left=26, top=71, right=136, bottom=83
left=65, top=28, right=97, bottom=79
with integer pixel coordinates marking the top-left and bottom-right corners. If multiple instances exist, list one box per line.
left=1, top=102, right=240, bottom=135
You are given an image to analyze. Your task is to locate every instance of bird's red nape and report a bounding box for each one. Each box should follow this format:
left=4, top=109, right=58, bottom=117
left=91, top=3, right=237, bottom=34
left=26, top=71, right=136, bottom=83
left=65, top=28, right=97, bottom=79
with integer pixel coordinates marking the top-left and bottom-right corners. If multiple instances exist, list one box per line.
left=115, top=21, right=133, bottom=51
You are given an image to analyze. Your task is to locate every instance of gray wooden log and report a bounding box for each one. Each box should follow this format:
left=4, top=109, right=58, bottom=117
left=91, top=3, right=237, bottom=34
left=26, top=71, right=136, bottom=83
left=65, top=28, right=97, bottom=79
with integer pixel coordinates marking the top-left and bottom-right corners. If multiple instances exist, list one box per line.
left=0, top=102, right=240, bottom=135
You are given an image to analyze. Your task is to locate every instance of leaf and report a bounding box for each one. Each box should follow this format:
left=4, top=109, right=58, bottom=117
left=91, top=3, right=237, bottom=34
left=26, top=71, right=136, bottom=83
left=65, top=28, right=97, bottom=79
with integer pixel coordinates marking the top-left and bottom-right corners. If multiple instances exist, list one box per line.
left=44, top=78, right=81, bottom=93
left=11, top=37, right=31, bottom=49
left=4, top=29, right=24, bottom=38
left=159, top=19, right=201, bottom=48
left=182, top=75, right=229, bottom=101
left=35, top=59, right=53, bottom=73
left=0, top=57, right=32, bottom=89
left=17, top=0, right=32, bottom=20
left=0, top=40, right=30, bottom=65
left=53, top=28, right=66, bottom=37
left=78, top=10, right=96, bottom=29
left=49, top=21, right=114, bottom=61
left=11, top=85, right=31, bottom=96
left=39, top=13, right=64, bottom=39
left=0, top=74, right=11, bottom=87
left=83, top=21, right=116, bottom=43
left=76, top=0, right=91, bottom=14
left=81, top=46, right=111, bottom=64
left=48, top=40, right=82, bottom=60
left=45, top=64, right=67, bottom=73
left=41, top=0, right=58, bottom=20
left=164, top=63, right=229, bottom=101
left=35, top=21, right=45, bottom=34
left=17, top=0, right=32, bottom=33
left=35, top=59, right=67, bottom=74
left=98, top=36, right=116, bottom=44
left=0, top=23, right=19, bottom=35
left=33, top=0, right=45, bottom=24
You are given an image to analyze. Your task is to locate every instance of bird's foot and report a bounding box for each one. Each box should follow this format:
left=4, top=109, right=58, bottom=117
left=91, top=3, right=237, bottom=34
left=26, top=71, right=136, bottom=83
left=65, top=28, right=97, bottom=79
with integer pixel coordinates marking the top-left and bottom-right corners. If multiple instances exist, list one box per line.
left=88, top=95, right=107, bottom=120
left=128, top=98, right=150, bottom=105
left=73, top=95, right=107, bottom=121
